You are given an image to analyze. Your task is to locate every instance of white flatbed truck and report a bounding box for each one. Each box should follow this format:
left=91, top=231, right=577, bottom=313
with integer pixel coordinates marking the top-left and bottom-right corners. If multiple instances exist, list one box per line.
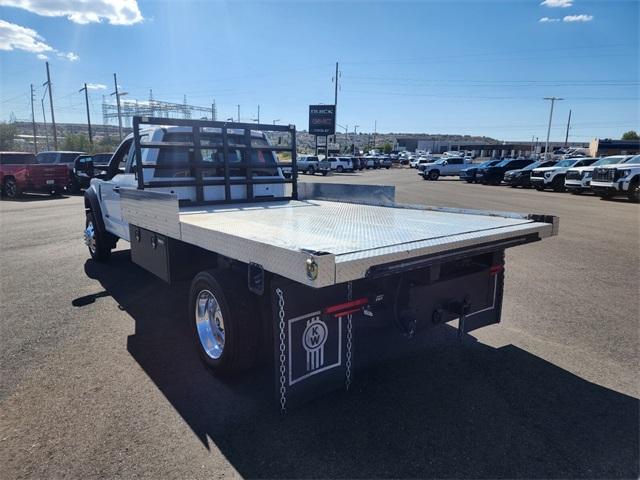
left=83, top=117, right=558, bottom=409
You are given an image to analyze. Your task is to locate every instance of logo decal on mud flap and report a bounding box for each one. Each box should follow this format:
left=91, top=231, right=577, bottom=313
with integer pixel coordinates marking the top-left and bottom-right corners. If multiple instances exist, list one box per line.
left=288, top=311, right=342, bottom=385
left=302, top=316, right=328, bottom=371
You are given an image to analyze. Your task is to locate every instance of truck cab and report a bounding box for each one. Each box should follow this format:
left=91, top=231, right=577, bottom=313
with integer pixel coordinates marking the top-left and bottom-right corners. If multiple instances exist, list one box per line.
left=86, top=125, right=286, bottom=240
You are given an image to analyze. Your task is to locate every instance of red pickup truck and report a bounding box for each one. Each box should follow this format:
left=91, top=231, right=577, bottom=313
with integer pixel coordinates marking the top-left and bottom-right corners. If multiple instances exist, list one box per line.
left=0, top=152, right=69, bottom=199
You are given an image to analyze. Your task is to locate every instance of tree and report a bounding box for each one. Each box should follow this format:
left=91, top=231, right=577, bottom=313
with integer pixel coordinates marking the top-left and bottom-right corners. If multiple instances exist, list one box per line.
left=62, top=133, right=92, bottom=152
left=382, top=142, right=393, bottom=154
left=0, top=122, right=17, bottom=150
left=621, top=130, right=639, bottom=140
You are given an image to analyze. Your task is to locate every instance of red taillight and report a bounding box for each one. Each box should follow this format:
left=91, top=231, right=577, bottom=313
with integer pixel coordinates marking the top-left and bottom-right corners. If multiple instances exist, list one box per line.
left=490, top=264, right=504, bottom=276
left=323, top=297, right=368, bottom=317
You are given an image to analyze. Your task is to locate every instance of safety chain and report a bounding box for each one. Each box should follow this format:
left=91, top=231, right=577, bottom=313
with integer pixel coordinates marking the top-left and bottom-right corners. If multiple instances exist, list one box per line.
left=275, top=288, right=287, bottom=413
left=345, top=281, right=353, bottom=391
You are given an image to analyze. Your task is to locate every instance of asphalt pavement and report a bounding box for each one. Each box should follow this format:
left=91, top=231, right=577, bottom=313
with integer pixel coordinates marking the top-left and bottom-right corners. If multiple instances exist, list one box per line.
left=1, top=168, right=638, bottom=479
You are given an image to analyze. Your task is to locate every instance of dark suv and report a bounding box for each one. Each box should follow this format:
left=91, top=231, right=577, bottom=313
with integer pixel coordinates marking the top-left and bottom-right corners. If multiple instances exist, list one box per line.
left=477, top=158, right=534, bottom=185
left=503, top=160, right=557, bottom=188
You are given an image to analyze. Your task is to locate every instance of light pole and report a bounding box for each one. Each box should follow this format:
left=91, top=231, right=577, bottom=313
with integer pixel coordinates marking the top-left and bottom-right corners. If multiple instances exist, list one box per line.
left=543, top=97, right=563, bottom=159
left=353, top=125, right=359, bottom=154
left=273, top=119, right=280, bottom=125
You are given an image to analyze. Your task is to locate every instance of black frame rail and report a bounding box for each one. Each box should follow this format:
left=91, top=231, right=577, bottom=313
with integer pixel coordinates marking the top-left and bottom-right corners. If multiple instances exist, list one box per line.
left=132, top=116, right=297, bottom=205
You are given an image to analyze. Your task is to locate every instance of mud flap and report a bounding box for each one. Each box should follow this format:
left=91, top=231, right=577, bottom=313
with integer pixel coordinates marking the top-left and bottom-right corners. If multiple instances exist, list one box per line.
left=271, top=278, right=354, bottom=410
left=459, top=251, right=505, bottom=335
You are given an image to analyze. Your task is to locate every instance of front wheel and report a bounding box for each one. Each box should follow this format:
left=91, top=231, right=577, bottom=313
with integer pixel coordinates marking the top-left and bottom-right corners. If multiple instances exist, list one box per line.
left=308, top=166, right=316, bottom=175
left=322, top=171, right=328, bottom=176
left=336, top=166, right=344, bottom=173
left=189, top=270, right=258, bottom=375
left=3, top=178, right=20, bottom=199
left=428, top=170, right=440, bottom=181
left=85, top=211, right=112, bottom=262
left=551, top=176, right=565, bottom=192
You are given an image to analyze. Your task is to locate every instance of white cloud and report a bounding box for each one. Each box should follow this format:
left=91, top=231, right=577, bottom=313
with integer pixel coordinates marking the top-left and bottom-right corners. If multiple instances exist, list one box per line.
left=563, top=14, right=594, bottom=22
left=540, top=0, right=573, bottom=7
left=0, top=19, right=79, bottom=61
left=86, top=83, right=107, bottom=90
left=56, top=51, right=79, bottom=61
left=539, top=17, right=560, bottom=22
left=0, top=18, right=53, bottom=53
left=0, top=0, right=143, bottom=25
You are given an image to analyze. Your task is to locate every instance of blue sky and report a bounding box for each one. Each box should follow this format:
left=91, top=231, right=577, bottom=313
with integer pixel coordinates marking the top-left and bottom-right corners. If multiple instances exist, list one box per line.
left=1, top=0, right=638, bottom=141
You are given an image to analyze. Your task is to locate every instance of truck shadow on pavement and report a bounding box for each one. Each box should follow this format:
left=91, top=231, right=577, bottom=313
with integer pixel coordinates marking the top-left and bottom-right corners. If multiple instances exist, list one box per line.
left=83, top=252, right=639, bottom=479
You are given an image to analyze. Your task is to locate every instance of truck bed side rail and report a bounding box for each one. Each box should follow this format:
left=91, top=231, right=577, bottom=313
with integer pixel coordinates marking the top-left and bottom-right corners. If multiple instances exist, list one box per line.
left=132, top=116, right=297, bottom=206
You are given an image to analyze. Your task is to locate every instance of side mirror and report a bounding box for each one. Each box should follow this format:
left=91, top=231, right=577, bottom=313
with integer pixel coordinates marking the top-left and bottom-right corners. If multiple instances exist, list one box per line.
left=442, top=160, right=448, bottom=165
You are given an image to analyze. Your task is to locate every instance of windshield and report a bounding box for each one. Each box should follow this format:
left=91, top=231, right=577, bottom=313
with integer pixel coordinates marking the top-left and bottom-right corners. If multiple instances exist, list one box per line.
left=555, top=159, right=576, bottom=168
left=495, top=160, right=513, bottom=167
left=522, top=161, right=544, bottom=170
left=593, top=157, right=625, bottom=166
left=623, top=155, right=640, bottom=164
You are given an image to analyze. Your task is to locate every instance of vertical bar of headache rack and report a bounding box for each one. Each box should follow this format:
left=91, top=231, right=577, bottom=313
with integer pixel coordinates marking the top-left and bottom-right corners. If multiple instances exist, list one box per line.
left=133, top=116, right=144, bottom=189
left=290, top=124, right=298, bottom=200
left=222, top=126, right=231, bottom=202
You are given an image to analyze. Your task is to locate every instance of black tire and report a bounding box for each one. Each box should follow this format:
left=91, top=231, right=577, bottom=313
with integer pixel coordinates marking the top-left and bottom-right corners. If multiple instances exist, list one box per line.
left=188, top=269, right=258, bottom=375
left=336, top=166, right=344, bottom=173
left=322, top=171, right=328, bottom=176
left=551, top=176, right=565, bottom=192
left=627, top=180, right=639, bottom=203
left=535, top=186, right=544, bottom=191
left=428, top=170, right=440, bottom=181
left=466, top=180, right=473, bottom=184
left=3, top=177, right=20, bottom=199
left=85, top=211, right=112, bottom=262
left=570, top=189, right=582, bottom=195
left=598, top=191, right=615, bottom=200
left=385, top=166, right=390, bottom=170
left=308, top=166, right=315, bottom=175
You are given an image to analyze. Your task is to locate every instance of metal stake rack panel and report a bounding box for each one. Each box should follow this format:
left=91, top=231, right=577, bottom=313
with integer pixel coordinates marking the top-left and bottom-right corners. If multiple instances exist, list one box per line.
left=132, top=116, right=297, bottom=205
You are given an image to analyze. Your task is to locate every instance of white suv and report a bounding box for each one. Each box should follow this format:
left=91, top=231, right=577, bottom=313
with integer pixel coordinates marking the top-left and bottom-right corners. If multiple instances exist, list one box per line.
left=564, top=155, right=631, bottom=194
left=590, top=155, right=640, bottom=202
left=530, top=158, right=597, bottom=192
left=418, top=157, right=472, bottom=181
left=327, top=156, right=354, bottom=173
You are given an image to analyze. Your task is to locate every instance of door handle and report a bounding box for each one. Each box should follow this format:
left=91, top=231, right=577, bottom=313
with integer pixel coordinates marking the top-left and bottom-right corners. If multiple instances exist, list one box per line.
left=112, top=186, right=120, bottom=194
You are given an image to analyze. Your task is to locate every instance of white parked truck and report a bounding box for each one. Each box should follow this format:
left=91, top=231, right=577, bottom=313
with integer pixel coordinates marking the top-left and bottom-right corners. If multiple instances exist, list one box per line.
left=530, top=158, right=598, bottom=192
left=83, top=117, right=558, bottom=409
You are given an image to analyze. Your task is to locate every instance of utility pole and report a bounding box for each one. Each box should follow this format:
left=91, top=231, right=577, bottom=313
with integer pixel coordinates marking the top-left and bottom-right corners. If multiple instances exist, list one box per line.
left=30, top=84, right=37, bottom=153
left=333, top=61, right=339, bottom=144
left=237, top=104, right=240, bottom=122
left=353, top=125, right=359, bottom=155
left=531, top=135, right=535, bottom=156
left=273, top=119, right=280, bottom=125
left=257, top=105, right=260, bottom=124
left=79, top=83, right=93, bottom=144
left=43, top=61, right=58, bottom=150
left=564, top=109, right=572, bottom=147
left=543, top=97, right=563, bottom=159
left=373, top=120, right=377, bottom=149
left=41, top=97, right=50, bottom=150
left=211, top=101, right=217, bottom=121
left=111, top=73, right=123, bottom=140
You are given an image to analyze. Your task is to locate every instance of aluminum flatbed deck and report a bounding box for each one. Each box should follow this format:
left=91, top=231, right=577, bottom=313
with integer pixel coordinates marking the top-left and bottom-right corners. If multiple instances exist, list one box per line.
left=121, top=185, right=557, bottom=288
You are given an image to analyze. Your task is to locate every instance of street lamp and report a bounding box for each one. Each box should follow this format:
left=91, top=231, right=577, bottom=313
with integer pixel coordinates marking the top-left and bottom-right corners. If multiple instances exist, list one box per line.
left=543, top=97, right=563, bottom=159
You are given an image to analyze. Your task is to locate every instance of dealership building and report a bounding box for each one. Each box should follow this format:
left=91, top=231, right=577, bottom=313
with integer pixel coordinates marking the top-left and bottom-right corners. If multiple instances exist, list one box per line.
left=589, top=139, right=640, bottom=158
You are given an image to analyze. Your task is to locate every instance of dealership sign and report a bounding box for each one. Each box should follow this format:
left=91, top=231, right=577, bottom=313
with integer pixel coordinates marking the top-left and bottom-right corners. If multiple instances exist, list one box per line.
left=308, top=105, right=336, bottom=135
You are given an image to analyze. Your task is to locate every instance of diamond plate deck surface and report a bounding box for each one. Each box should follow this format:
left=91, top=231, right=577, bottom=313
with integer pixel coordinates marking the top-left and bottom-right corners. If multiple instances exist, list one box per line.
left=179, top=199, right=536, bottom=257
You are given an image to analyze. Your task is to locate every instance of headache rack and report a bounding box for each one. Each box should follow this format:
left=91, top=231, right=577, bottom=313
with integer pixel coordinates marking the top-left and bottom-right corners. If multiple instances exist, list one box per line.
left=132, top=116, right=297, bottom=206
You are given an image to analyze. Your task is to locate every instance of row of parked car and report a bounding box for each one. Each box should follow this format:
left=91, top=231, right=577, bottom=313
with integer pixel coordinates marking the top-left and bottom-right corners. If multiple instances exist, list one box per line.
left=0, top=151, right=112, bottom=199
left=456, top=155, right=640, bottom=203
left=283, top=155, right=393, bottom=177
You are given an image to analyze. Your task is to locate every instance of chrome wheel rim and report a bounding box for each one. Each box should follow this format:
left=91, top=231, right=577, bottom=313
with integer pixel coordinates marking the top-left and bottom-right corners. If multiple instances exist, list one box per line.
left=195, top=289, right=225, bottom=359
left=84, top=220, right=96, bottom=255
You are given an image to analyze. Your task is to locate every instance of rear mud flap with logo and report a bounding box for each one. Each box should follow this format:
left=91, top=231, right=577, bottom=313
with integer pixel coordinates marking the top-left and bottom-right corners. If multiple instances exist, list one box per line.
left=272, top=279, right=354, bottom=410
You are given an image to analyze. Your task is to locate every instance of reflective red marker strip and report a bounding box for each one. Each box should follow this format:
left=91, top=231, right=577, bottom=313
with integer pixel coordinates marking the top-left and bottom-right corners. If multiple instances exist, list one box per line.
left=490, top=264, right=504, bottom=275
left=323, top=297, right=368, bottom=316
